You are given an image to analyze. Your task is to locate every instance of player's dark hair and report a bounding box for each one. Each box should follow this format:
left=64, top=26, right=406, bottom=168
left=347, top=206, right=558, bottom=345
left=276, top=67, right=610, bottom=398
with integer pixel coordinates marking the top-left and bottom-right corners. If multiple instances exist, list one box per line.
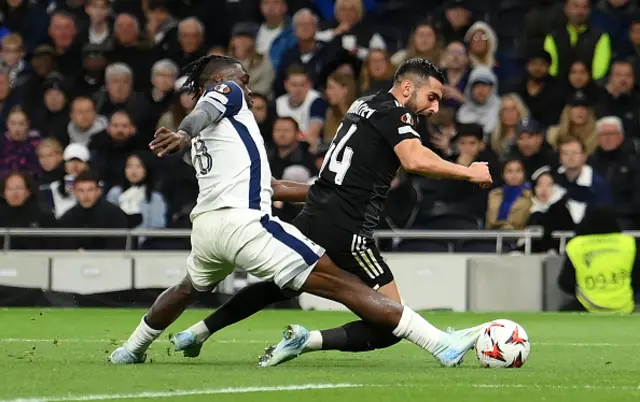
left=393, top=58, right=446, bottom=86
left=275, top=116, right=299, bottom=131
left=182, top=55, right=241, bottom=98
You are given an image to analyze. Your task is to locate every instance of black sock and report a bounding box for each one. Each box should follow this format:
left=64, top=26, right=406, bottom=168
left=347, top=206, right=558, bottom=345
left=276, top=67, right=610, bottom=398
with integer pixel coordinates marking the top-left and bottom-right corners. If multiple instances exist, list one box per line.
left=203, top=281, right=293, bottom=334
left=320, top=320, right=400, bottom=352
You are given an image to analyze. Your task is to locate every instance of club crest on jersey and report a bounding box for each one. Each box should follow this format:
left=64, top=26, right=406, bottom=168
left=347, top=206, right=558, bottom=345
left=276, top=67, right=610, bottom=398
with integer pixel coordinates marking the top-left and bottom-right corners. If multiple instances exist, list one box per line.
left=213, top=83, right=231, bottom=94
left=401, top=113, right=414, bottom=126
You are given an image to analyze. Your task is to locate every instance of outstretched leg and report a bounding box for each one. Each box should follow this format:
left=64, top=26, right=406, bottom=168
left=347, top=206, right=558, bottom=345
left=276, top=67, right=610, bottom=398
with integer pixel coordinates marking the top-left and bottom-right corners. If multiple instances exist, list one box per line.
left=109, top=276, right=198, bottom=364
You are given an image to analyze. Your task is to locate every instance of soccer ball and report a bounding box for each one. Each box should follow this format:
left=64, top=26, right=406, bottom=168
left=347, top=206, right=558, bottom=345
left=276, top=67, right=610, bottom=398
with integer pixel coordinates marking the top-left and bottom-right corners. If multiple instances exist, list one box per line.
left=475, top=319, right=530, bottom=368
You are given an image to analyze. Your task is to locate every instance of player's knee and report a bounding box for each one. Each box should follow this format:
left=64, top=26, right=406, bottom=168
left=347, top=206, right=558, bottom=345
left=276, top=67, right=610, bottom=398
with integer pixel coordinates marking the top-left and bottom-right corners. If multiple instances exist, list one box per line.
left=176, top=276, right=198, bottom=297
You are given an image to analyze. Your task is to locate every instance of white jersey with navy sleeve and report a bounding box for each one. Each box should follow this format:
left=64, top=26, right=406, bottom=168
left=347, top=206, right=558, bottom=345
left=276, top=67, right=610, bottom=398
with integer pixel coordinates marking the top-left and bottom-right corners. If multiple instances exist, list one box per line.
left=189, top=81, right=273, bottom=219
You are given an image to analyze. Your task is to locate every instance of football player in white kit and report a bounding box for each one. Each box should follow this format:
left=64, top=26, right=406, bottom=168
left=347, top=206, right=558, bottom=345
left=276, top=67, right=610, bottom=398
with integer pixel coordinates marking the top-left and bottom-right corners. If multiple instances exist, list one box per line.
left=109, top=55, right=488, bottom=367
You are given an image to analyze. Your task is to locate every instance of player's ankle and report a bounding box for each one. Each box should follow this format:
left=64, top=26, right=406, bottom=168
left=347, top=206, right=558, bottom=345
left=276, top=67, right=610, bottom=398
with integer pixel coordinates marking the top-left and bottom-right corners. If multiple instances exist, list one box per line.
left=304, top=330, right=323, bottom=351
left=188, top=321, right=212, bottom=344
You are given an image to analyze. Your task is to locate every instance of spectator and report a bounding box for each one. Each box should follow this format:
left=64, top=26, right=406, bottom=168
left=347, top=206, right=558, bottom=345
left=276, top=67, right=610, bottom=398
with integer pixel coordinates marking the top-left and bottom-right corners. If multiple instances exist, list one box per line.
left=627, top=18, right=640, bottom=75
left=591, top=0, right=638, bottom=57
left=391, top=21, right=443, bottom=68
left=75, top=43, right=109, bottom=97
left=273, top=9, right=337, bottom=97
left=0, top=33, right=28, bottom=88
left=594, top=59, right=640, bottom=137
left=323, top=70, right=357, bottom=143
left=316, top=0, right=386, bottom=60
left=548, top=91, right=598, bottom=155
left=456, top=66, right=500, bottom=135
left=555, top=137, right=613, bottom=223
left=138, top=59, right=178, bottom=143
left=489, top=93, right=529, bottom=157
left=1, top=0, right=48, bottom=53
left=421, top=123, right=498, bottom=220
left=464, top=22, right=497, bottom=69
left=360, top=49, right=394, bottom=96
left=426, top=108, right=457, bottom=158
left=106, top=152, right=167, bottom=247
left=89, top=110, right=141, bottom=190
left=565, top=60, right=606, bottom=105
left=30, top=73, right=70, bottom=143
left=82, top=0, right=113, bottom=46
left=525, top=166, right=574, bottom=253
left=544, top=0, right=612, bottom=80
left=48, top=11, right=82, bottom=79
left=509, top=118, right=559, bottom=181
left=589, top=116, right=640, bottom=228
left=503, top=50, right=564, bottom=127
left=37, top=138, right=65, bottom=186
left=0, top=70, right=23, bottom=133
left=157, top=76, right=196, bottom=132
left=438, top=0, right=474, bottom=44
left=440, top=41, right=470, bottom=110
left=258, top=0, right=292, bottom=66
left=274, top=65, right=326, bottom=150
left=485, top=158, right=532, bottom=230
left=93, top=63, right=142, bottom=123
left=110, top=13, right=151, bottom=91
left=273, top=164, right=310, bottom=223
left=145, top=0, right=179, bottom=56
left=170, top=18, right=207, bottom=69
left=250, top=93, right=275, bottom=147
left=268, top=117, right=317, bottom=179
left=0, top=106, right=40, bottom=177
left=67, top=96, right=108, bottom=147
left=229, top=23, right=275, bottom=99
left=0, top=171, right=56, bottom=250
left=58, top=170, right=129, bottom=250
left=41, top=143, right=90, bottom=218
left=23, top=45, right=56, bottom=117
left=558, top=206, right=638, bottom=313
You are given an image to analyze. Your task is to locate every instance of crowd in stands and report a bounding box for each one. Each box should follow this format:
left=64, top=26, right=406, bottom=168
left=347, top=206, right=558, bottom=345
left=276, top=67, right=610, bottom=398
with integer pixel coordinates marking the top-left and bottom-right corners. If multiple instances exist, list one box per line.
left=1, top=0, right=640, bottom=253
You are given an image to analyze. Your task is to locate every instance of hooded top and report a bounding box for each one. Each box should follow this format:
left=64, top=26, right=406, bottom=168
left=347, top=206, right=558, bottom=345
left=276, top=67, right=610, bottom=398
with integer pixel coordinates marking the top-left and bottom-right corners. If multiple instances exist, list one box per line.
left=67, top=114, right=108, bottom=147
left=456, top=66, right=501, bottom=135
left=464, top=21, right=498, bottom=68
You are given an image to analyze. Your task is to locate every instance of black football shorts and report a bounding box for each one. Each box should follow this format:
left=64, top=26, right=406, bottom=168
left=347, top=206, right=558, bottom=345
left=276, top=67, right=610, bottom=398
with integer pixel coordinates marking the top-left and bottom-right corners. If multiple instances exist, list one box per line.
left=292, top=213, right=394, bottom=289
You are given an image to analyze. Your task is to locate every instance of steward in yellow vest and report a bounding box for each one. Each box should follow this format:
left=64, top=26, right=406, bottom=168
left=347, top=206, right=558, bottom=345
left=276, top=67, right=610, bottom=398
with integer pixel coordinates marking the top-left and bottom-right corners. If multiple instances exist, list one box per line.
left=558, top=208, right=638, bottom=313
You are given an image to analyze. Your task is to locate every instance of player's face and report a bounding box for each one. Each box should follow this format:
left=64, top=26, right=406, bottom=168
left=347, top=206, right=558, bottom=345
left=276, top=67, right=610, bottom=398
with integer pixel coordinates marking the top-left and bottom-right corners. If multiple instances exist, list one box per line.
left=75, top=181, right=102, bottom=209
left=516, top=132, right=543, bottom=157
left=503, top=160, right=525, bottom=186
left=535, top=174, right=554, bottom=203
left=597, top=123, right=624, bottom=152
left=569, top=62, right=589, bottom=88
left=229, top=66, right=253, bottom=107
left=3, top=174, right=30, bottom=207
left=407, top=76, right=443, bottom=117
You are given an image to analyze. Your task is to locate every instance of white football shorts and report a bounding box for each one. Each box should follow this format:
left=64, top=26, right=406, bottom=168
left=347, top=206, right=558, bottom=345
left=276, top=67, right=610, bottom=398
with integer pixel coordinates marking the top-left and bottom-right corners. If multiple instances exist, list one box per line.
left=186, top=208, right=325, bottom=291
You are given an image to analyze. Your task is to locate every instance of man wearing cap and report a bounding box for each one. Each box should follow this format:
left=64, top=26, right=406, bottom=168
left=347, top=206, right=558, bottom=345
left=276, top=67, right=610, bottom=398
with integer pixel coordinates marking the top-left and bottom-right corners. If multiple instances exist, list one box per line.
left=31, top=73, right=70, bottom=143
left=509, top=118, right=559, bottom=180
left=73, top=43, right=110, bottom=97
left=503, top=50, right=564, bottom=127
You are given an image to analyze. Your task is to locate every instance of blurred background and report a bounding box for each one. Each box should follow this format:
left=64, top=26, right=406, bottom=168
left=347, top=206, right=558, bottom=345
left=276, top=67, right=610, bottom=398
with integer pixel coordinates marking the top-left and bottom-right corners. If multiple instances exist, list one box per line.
left=0, top=0, right=638, bottom=312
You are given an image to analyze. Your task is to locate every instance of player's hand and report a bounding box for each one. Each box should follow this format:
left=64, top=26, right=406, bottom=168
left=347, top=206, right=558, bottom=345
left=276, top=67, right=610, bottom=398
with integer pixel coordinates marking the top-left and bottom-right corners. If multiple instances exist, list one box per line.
left=468, top=161, right=493, bottom=189
left=149, top=127, right=190, bottom=157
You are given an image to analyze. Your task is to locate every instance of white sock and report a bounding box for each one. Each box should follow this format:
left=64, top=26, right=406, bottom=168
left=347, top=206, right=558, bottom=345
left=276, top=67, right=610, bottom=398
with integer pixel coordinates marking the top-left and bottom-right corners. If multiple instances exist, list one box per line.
left=392, top=306, right=447, bottom=355
left=123, top=316, right=163, bottom=355
left=188, top=321, right=211, bottom=344
left=304, top=330, right=323, bottom=351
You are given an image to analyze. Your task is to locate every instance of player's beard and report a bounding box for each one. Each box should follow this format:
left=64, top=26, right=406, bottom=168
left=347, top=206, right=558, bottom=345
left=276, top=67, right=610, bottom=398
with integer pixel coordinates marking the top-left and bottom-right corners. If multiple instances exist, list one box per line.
left=405, top=91, right=419, bottom=114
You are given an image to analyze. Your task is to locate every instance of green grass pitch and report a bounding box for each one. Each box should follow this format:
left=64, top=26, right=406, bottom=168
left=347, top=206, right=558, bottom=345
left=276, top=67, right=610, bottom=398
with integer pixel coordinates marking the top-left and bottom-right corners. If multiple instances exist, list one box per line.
left=1, top=308, right=639, bottom=401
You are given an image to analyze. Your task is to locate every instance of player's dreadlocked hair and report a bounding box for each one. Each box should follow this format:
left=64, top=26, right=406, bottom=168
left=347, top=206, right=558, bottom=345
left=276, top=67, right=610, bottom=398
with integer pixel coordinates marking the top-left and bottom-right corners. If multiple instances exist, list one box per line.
left=393, top=58, right=447, bottom=85
left=181, top=55, right=241, bottom=98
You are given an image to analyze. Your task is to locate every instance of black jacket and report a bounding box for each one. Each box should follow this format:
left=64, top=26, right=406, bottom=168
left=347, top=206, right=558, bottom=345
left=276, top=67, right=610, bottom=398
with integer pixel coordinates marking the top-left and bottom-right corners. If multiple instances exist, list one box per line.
left=503, top=74, right=565, bottom=127
left=509, top=142, right=559, bottom=181
left=57, top=198, right=128, bottom=250
left=594, top=90, right=640, bottom=138
left=0, top=198, right=57, bottom=250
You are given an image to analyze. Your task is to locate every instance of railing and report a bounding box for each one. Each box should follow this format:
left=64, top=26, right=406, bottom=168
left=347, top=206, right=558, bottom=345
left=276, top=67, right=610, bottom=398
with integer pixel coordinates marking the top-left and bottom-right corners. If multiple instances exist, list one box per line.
left=1, top=227, right=544, bottom=254
left=552, top=231, right=640, bottom=253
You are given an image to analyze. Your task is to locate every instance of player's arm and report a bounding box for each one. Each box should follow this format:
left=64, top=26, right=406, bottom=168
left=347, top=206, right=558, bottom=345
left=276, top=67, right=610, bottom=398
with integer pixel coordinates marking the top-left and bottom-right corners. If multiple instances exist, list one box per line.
left=271, top=178, right=310, bottom=202
left=394, top=138, right=492, bottom=186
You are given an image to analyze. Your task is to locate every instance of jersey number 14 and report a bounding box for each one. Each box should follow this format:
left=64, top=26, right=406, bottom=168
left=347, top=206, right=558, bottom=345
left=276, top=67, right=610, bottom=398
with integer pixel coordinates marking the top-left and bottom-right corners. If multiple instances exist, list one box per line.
left=320, top=122, right=357, bottom=185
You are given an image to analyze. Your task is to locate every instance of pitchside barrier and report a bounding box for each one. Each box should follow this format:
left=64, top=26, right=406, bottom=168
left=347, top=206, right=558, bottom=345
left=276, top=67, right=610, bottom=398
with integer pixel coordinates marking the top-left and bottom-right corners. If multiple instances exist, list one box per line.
left=0, top=227, right=617, bottom=311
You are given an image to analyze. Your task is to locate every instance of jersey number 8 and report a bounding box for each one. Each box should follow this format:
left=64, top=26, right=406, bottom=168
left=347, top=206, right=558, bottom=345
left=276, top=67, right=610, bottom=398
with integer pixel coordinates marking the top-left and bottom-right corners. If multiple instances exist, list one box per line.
left=320, top=122, right=357, bottom=185
left=193, top=137, right=213, bottom=175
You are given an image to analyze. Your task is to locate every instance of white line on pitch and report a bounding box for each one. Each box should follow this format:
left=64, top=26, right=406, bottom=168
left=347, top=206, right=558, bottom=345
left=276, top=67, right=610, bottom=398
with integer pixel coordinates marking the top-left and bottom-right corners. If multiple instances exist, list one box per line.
left=0, top=383, right=362, bottom=402
left=2, top=338, right=639, bottom=347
